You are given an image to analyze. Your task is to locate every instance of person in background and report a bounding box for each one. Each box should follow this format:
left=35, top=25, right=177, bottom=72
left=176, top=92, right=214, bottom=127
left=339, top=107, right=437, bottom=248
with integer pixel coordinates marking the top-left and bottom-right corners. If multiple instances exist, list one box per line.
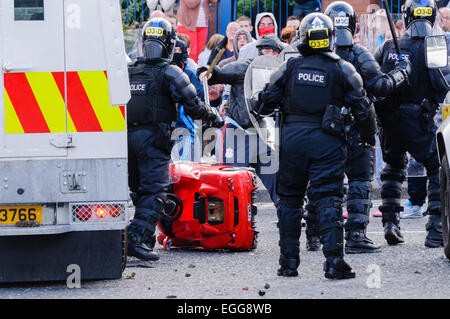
left=177, top=0, right=218, bottom=63
left=198, top=34, right=225, bottom=68
left=207, top=21, right=240, bottom=65
left=293, top=0, right=321, bottom=19
left=165, top=11, right=178, bottom=30
left=440, top=7, right=450, bottom=31
left=177, top=33, right=199, bottom=70
left=436, top=0, right=450, bottom=8
left=285, top=15, right=302, bottom=30
left=236, top=15, right=255, bottom=40
left=281, top=27, right=297, bottom=44
left=238, top=12, right=288, bottom=60
left=217, top=28, right=253, bottom=117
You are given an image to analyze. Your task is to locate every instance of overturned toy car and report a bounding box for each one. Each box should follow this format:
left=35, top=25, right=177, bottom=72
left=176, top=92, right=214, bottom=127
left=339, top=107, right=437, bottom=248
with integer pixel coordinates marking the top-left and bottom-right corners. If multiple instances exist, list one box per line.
left=157, top=162, right=259, bottom=251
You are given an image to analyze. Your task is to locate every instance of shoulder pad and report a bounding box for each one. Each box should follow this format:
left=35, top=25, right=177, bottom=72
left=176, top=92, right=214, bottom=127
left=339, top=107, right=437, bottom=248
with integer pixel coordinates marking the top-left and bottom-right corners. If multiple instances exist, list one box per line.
left=321, top=52, right=341, bottom=61
left=165, top=64, right=188, bottom=82
left=352, top=44, right=368, bottom=56
left=339, top=59, right=364, bottom=90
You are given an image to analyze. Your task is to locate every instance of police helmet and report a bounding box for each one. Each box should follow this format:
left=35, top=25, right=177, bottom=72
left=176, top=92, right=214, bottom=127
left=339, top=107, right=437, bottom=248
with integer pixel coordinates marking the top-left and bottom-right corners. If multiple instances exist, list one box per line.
left=297, top=13, right=335, bottom=56
left=256, top=34, right=284, bottom=55
left=141, top=17, right=177, bottom=59
left=402, top=0, right=437, bottom=37
left=324, top=1, right=357, bottom=47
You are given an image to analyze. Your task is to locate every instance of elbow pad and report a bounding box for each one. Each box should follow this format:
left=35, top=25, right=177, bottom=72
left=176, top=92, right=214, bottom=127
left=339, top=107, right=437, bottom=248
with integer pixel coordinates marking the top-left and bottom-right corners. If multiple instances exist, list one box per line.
left=351, top=94, right=377, bottom=146
left=165, top=65, right=197, bottom=101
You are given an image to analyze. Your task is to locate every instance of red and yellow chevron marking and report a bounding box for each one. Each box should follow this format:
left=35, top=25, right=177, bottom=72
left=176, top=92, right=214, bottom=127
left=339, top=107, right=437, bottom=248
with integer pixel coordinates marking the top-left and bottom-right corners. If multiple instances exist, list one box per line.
left=4, top=71, right=126, bottom=134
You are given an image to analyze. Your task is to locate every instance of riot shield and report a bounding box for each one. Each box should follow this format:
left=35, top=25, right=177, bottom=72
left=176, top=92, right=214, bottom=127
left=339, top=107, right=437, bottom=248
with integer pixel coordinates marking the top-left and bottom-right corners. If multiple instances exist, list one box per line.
left=359, top=11, right=404, bottom=54
left=279, top=44, right=300, bottom=62
left=243, top=55, right=283, bottom=151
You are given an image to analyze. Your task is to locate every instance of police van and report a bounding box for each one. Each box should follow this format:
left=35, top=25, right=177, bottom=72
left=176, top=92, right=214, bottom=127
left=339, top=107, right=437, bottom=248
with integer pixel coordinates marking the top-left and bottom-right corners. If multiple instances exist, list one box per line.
left=0, top=0, right=131, bottom=282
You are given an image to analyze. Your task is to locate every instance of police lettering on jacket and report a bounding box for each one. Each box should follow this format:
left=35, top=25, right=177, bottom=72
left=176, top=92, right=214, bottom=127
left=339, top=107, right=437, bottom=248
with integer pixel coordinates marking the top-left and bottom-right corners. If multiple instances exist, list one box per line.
left=130, top=80, right=149, bottom=95
left=296, top=69, right=328, bottom=87
left=387, top=51, right=411, bottom=63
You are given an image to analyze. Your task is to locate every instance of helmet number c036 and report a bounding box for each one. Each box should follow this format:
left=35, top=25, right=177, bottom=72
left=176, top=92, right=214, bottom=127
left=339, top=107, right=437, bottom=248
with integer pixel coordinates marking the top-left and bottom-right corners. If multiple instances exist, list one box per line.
left=413, top=7, right=433, bottom=16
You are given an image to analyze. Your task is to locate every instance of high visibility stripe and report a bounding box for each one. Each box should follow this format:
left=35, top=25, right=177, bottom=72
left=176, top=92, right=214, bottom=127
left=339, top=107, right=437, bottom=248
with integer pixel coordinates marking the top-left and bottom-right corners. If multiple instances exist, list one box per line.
left=66, top=72, right=103, bottom=133
left=26, top=72, right=66, bottom=133
left=4, top=90, right=24, bottom=134
left=77, top=71, right=125, bottom=132
left=51, top=72, right=77, bottom=133
left=4, top=71, right=125, bottom=134
left=4, top=73, right=49, bottom=133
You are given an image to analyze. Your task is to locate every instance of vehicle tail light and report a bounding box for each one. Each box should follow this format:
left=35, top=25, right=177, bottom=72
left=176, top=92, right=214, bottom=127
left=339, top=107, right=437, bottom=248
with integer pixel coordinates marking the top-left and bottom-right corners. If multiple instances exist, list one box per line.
left=75, top=205, right=92, bottom=222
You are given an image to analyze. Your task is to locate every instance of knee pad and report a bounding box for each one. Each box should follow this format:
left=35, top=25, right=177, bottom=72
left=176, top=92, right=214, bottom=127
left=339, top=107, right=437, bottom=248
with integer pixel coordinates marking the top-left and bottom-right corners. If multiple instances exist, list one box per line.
left=380, top=164, right=406, bottom=183
left=278, top=195, right=303, bottom=209
left=423, top=152, right=440, bottom=177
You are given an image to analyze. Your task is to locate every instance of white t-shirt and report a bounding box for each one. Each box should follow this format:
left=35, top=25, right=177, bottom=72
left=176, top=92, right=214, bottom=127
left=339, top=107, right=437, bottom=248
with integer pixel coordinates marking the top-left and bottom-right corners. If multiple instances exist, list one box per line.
left=197, top=0, right=207, bottom=27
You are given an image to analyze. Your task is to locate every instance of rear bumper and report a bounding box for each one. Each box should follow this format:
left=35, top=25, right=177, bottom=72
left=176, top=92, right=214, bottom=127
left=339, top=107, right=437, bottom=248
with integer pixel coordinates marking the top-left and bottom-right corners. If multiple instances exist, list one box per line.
left=0, top=230, right=125, bottom=283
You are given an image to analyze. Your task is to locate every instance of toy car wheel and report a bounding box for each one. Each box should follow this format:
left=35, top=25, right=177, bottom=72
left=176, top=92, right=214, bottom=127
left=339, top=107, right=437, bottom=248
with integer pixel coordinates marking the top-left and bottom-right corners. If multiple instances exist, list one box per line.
left=251, top=233, right=258, bottom=250
left=163, top=237, right=172, bottom=251
left=440, top=155, right=450, bottom=259
left=165, top=193, right=183, bottom=221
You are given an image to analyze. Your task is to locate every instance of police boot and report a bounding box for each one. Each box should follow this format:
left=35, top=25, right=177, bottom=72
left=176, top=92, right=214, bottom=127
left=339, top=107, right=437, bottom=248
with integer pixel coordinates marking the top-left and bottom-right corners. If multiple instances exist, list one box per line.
left=277, top=205, right=302, bottom=277
left=345, top=214, right=381, bottom=254
left=318, top=198, right=355, bottom=279
left=278, top=254, right=300, bottom=277
left=323, top=256, right=356, bottom=280
left=127, top=221, right=160, bottom=261
left=380, top=207, right=404, bottom=245
left=304, top=208, right=321, bottom=251
left=127, top=203, right=163, bottom=261
left=425, top=214, right=443, bottom=248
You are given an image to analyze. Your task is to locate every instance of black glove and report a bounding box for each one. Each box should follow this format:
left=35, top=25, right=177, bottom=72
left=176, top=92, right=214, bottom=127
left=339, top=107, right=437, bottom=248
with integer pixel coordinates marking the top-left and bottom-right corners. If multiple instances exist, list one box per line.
left=395, top=56, right=411, bottom=76
left=202, top=103, right=218, bottom=122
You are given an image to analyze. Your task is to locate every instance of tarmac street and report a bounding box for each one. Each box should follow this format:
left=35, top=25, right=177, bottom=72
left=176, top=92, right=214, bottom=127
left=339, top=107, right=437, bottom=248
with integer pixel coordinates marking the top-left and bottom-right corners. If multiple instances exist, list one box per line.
left=1, top=199, right=450, bottom=300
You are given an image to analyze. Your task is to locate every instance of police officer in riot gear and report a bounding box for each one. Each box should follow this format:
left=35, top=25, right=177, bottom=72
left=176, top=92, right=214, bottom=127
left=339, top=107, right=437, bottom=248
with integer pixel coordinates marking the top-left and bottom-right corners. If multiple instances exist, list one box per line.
left=375, top=0, right=449, bottom=247
left=259, top=13, right=377, bottom=279
left=127, top=17, right=217, bottom=261
left=299, top=1, right=411, bottom=254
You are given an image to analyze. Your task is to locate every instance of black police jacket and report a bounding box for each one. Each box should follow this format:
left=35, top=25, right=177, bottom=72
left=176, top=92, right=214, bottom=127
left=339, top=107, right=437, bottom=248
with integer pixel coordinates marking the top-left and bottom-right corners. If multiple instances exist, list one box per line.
left=375, top=34, right=449, bottom=105
left=260, top=52, right=377, bottom=145
left=127, top=58, right=208, bottom=126
left=337, top=44, right=401, bottom=98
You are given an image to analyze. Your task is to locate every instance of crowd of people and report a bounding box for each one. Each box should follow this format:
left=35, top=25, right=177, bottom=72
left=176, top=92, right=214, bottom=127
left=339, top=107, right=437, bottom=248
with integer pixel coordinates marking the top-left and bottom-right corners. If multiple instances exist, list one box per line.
left=125, top=0, right=450, bottom=280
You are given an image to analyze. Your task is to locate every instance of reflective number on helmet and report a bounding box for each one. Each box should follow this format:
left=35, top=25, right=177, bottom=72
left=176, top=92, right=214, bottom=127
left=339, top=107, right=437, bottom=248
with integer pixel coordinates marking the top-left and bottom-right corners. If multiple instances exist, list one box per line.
left=145, top=27, right=164, bottom=36
left=413, top=7, right=433, bottom=16
left=334, top=17, right=349, bottom=27
left=309, top=38, right=330, bottom=49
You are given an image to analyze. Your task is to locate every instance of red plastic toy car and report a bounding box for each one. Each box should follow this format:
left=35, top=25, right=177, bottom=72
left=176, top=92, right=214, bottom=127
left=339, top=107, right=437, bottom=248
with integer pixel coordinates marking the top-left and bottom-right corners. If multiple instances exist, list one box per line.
left=157, top=162, right=259, bottom=251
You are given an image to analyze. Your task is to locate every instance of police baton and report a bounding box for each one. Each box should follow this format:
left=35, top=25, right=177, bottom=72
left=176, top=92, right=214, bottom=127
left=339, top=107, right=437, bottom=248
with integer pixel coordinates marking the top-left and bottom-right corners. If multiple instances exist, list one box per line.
left=382, top=0, right=404, bottom=61
left=202, top=48, right=225, bottom=126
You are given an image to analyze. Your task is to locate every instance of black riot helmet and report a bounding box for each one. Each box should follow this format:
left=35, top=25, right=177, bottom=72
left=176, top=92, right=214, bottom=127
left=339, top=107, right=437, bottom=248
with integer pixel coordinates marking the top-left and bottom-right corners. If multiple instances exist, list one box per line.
left=141, top=17, right=177, bottom=59
left=402, top=0, right=437, bottom=38
left=297, top=13, right=335, bottom=56
left=324, top=1, right=357, bottom=47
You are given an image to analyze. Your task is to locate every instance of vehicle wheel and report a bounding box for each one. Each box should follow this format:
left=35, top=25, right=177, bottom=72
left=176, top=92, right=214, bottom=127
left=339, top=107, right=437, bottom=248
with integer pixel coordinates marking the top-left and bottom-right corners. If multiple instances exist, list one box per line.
left=440, top=155, right=450, bottom=259
left=251, top=232, right=258, bottom=250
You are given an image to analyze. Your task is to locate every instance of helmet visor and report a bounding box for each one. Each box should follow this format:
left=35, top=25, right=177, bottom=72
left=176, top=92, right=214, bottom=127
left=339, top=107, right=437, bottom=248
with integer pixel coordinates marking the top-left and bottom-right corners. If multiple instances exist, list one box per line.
left=335, top=28, right=353, bottom=47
